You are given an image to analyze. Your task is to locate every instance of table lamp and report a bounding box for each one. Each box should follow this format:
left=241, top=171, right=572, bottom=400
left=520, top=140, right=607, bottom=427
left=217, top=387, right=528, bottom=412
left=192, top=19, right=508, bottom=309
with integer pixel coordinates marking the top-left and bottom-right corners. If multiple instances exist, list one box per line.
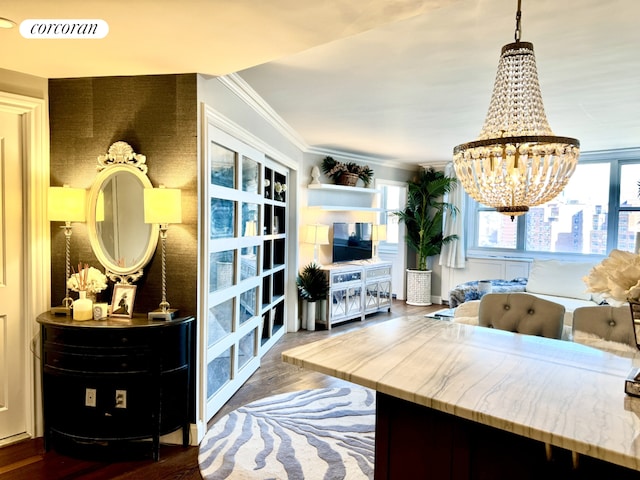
left=372, top=224, right=387, bottom=258
left=48, top=185, right=86, bottom=314
left=303, top=224, right=329, bottom=264
left=144, top=186, right=182, bottom=320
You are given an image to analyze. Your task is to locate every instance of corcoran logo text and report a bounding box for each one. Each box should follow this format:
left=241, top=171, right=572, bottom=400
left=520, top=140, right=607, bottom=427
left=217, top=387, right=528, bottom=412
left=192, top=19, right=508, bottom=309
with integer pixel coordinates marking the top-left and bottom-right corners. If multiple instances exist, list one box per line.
left=20, top=19, right=109, bottom=39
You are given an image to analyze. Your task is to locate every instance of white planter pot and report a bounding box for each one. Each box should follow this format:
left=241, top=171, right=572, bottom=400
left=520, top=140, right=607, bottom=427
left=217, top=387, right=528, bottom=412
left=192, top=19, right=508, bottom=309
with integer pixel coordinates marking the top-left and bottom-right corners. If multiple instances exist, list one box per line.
left=406, top=269, right=432, bottom=306
left=300, top=299, right=308, bottom=330
left=306, top=301, right=317, bottom=331
left=317, top=299, right=327, bottom=325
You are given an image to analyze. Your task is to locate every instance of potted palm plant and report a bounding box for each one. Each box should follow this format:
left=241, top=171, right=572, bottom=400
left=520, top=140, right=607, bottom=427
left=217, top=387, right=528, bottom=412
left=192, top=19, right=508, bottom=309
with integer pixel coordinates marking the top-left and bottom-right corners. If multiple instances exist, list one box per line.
left=296, top=262, right=330, bottom=330
left=395, top=167, right=458, bottom=306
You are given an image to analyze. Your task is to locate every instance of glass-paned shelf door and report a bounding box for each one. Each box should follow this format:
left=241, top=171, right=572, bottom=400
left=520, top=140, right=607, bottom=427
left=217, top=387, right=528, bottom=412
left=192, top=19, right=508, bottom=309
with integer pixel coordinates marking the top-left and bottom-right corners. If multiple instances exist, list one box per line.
left=204, top=127, right=265, bottom=420
left=242, top=156, right=259, bottom=194
left=203, top=125, right=290, bottom=421
left=210, top=142, right=236, bottom=189
left=258, top=157, right=288, bottom=356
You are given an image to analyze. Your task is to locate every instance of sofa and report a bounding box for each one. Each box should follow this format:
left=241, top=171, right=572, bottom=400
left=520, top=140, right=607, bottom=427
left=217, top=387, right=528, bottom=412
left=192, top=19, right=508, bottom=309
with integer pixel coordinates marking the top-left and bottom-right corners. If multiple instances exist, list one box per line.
left=522, top=258, right=603, bottom=328
left=450, top=258, right=640, bottom=356
left=452, top=258, right=602, bottom=329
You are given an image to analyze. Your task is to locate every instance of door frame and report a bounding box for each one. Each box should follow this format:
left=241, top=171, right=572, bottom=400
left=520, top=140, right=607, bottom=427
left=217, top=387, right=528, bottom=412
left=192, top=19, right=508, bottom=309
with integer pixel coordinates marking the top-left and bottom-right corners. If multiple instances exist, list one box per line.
left=0, top=91, right=49, bottom=442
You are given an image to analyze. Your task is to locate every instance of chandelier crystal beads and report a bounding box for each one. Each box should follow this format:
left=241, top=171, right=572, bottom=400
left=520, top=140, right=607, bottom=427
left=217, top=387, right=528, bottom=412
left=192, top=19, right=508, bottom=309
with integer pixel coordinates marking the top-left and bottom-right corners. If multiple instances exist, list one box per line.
left=453, top=2, right=580, bottom=220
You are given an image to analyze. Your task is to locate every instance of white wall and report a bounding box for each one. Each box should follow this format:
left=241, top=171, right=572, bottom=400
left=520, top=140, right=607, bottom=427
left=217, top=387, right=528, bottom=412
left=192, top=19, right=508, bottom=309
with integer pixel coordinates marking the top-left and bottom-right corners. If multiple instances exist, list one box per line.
left=299, top=152, right=416, bottom=268
left=441, top=256, right=533, bottom=304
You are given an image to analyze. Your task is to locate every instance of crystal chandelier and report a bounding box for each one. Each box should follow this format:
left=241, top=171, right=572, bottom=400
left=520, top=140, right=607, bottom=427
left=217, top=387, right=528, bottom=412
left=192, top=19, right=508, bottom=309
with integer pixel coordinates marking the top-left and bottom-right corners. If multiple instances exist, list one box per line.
left=453, top=0, right=580, bottom=220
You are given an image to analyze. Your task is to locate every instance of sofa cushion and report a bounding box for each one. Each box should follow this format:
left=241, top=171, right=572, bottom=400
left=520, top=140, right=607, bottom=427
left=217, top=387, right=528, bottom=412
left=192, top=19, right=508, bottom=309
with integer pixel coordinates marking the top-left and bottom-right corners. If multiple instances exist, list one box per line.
left=525, top=259, right=593, bottom=301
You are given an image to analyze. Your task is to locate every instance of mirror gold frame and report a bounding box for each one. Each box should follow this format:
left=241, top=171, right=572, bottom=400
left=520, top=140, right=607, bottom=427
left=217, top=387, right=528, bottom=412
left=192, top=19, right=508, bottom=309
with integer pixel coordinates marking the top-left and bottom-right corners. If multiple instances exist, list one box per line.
left=87, top=141, right=159, bottom=284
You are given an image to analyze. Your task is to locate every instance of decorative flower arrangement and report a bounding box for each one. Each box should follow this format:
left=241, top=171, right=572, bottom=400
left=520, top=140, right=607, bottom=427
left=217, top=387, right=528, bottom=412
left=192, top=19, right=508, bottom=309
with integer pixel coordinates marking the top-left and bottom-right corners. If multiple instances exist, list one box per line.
left=583, top=249, right=640, bottom=306
left=321, top=156, right=373, bottom=187
left=274, top=181, right=287, bottom=201
left=67, top=264, right=108, bottom=294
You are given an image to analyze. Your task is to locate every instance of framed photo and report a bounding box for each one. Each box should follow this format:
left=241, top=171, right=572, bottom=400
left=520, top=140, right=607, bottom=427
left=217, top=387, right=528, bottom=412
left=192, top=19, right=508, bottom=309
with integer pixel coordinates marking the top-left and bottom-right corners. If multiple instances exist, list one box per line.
left=110, top=284, right=136, bottom=318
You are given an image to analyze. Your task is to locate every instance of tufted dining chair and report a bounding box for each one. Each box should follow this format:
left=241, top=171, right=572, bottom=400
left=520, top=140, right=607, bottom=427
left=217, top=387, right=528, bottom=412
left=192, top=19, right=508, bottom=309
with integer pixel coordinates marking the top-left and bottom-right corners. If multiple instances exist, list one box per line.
left=478, top=292, right=565, bottom=339
left=572, top=305, right=637, bottom=351
left=479, top=292, right=570, bottom=466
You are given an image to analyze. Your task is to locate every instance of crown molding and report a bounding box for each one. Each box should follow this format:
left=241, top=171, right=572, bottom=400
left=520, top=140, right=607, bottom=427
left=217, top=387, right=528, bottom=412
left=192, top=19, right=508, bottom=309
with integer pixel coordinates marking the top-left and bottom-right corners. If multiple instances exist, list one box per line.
left=203, top=102, right=298, bottom=171
left=216, top=74, right=308, bottom=153
left=217, top=74, right=418, bottom=172
left=306, top=146, right=418, bottom=172
left=419, top=160, right=451, bottom=170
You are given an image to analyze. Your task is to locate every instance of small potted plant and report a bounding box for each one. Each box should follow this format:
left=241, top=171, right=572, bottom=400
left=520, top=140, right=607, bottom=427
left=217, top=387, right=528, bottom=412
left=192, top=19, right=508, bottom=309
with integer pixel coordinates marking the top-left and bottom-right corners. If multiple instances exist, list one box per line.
left=67, top=265, right=108, bottom=303
left=321, top=156, right=373, bottom=187
left=296, top=262, right=329, bottom=330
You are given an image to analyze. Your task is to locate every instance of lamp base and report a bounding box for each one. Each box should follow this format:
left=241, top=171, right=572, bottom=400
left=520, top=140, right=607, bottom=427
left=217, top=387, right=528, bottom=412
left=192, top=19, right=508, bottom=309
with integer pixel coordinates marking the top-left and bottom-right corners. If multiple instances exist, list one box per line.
left=50, top=305, right=71, bottom=316
left=148, top=308, right=179, bottom=321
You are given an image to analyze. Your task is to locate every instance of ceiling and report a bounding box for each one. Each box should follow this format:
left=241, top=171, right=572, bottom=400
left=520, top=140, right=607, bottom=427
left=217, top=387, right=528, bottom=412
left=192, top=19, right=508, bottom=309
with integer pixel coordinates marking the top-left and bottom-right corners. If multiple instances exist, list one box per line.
left=2, top=0, right=639, bottom=165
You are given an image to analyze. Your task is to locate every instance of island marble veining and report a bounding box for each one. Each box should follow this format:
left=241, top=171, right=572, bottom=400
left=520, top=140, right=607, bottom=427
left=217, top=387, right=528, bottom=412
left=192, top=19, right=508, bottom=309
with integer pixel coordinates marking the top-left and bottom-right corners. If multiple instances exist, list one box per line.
left=282, top=316, right=640, bottom=471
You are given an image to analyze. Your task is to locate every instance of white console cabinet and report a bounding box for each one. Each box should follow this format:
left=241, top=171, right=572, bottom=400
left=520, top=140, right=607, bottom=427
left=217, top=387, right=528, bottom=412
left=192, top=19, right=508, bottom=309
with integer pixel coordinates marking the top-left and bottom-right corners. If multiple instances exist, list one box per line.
left=319, top=261, right=392, bottom=329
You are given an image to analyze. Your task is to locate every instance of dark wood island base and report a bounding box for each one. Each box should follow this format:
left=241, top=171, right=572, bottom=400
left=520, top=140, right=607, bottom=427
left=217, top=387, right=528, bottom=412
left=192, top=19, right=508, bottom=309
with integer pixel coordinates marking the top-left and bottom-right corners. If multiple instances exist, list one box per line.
left=374, top=392, right=640, bottom=479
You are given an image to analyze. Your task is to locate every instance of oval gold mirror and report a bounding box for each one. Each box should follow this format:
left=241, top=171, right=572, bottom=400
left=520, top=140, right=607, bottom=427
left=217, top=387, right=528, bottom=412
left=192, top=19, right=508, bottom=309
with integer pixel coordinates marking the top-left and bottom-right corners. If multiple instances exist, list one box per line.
left=87, top=142, right=159, bottom=283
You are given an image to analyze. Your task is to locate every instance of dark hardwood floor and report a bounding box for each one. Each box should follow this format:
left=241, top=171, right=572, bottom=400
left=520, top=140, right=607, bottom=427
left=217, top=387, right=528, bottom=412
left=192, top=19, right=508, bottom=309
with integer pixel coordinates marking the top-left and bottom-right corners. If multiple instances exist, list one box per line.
left=0, top=300, right=440, bottom=479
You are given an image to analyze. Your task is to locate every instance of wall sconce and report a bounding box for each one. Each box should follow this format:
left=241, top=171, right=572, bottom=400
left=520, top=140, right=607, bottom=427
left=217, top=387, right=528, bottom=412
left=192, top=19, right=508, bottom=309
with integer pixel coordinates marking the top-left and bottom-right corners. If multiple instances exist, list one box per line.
left=303, top=224, right=329, bottom=264
left=372, top=224, right=387, bottom=259
left=144, top=186, right=182, bottom=320
left=48, top=185, right=86, bottom=314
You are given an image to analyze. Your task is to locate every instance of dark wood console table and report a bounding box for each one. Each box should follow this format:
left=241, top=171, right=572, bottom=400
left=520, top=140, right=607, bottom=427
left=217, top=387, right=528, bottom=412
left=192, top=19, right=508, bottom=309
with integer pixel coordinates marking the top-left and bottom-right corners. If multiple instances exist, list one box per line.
left=37, top=312, right=194, bottom=461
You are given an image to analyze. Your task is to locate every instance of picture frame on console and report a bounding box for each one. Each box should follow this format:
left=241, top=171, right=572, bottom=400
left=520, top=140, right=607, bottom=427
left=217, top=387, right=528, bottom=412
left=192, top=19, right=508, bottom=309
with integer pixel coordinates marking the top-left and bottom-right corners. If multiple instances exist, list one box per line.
left=111, top=284, right=136, bottom=318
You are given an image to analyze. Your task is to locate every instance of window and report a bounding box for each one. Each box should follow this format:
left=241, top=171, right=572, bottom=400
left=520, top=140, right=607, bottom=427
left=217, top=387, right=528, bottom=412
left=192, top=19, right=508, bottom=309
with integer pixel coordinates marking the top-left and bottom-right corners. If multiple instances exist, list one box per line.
left=468, top=150, right=640, bottom=257
left=618, top=163, right=640, bottom=252
left=380, top=184, right=402, bottom=246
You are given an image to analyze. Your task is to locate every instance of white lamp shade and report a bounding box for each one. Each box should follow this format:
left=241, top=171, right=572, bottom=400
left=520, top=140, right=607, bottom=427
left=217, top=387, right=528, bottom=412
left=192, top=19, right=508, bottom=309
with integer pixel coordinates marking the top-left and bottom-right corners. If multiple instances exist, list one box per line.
left=48, top=186, right=86, bottom=222
left=144, top=187, right=182, bottom=224
left=303, top=224, right=329, bottom=245
left=372, top=224, right=387, bottom=242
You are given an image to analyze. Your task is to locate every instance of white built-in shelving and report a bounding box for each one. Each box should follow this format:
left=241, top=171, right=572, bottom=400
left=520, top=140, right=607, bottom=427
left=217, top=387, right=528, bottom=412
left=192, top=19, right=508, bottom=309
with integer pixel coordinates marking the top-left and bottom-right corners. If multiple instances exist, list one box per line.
left=307, top=182, right=382, bottom=211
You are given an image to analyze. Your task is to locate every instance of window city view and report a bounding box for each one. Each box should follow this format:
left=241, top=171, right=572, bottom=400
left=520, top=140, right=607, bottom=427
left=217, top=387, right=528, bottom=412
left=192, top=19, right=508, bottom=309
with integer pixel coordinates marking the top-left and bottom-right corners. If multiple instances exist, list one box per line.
left=478, top=162, right=640, bottom=254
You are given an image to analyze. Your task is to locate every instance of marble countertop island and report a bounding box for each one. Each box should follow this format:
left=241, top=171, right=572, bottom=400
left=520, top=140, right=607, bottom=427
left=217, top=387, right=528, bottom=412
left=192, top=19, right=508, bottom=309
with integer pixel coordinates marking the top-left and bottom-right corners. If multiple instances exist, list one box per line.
left=282, top=316, right=640, bottom=472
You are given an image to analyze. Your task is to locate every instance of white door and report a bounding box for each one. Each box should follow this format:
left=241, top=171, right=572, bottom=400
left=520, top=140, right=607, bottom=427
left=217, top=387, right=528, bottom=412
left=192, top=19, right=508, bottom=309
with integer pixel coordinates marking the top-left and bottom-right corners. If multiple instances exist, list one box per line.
left=0, top=110, right=26, bottom=440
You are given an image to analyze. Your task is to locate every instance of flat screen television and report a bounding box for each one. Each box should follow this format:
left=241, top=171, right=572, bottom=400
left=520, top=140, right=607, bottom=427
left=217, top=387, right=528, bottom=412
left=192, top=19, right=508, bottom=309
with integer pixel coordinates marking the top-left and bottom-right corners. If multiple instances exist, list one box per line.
left=332, top=222, right=373, bottom=263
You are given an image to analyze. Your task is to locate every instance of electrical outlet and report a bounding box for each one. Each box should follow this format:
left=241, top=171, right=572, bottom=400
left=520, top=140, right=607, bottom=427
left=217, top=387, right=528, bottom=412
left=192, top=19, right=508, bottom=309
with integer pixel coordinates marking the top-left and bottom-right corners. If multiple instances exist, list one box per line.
left=85, top=388, right=97, bottom=407
left=115, top=389, right=127, bottom=409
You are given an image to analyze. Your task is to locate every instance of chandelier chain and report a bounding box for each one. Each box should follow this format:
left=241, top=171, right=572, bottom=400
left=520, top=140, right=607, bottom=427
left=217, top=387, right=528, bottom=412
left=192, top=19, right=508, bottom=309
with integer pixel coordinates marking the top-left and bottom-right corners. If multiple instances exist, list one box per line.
left=514, top=0, right=522, bottom=43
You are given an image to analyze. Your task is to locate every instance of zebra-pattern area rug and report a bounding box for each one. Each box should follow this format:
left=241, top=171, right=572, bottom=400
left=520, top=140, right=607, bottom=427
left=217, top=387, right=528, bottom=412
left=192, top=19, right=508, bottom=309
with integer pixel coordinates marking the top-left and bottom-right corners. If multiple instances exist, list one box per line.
left=198, top=387, right=376, bottom=480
